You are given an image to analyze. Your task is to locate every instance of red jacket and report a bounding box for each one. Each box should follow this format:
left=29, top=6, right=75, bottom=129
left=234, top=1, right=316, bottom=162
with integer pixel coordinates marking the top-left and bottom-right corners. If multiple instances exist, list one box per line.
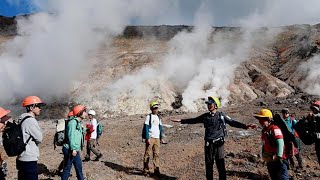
left=85, top=123, right=94, bottom=141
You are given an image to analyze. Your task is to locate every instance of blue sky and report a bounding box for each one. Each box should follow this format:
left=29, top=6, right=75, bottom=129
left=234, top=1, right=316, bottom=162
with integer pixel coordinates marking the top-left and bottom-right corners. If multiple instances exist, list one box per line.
left=0, top=0, right=40, bottom=17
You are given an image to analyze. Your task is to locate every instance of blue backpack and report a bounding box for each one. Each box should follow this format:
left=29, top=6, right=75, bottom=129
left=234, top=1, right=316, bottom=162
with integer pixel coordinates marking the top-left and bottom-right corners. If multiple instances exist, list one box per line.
left=97, top=122, right=103, bottom=139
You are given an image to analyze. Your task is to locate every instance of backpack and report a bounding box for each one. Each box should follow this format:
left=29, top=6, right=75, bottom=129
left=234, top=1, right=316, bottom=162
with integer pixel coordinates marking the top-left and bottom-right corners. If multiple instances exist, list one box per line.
left=96, top=122, right=103, bottom=139
left=272, top=114, right=299, bottom=156
left=141, top=114, right=152, bottom=140
left=2, top=116, right=32, bottom=157
left=53, top=119, right=68, bottom=149
left=294, top=116, right=316, bottom=145
left=53, top=117, right=79, bottom=149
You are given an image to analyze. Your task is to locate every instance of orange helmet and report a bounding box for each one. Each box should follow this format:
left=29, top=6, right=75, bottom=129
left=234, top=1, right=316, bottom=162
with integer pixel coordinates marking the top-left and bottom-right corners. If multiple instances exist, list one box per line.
left=0, top=107, right=10, bottom=119
left=72, top=105, right=86, bottom=116
left=67, top=111, right=74, bottom=118
left=22, top=96, right=46, bottom=107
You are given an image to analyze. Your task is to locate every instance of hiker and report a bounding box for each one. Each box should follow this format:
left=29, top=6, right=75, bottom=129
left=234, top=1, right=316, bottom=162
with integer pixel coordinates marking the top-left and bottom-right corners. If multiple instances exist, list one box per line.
left=0, top=107, right=11, bottom=179
left=57, top=111, right=74, bottom=176
left=254, top=109, right=289, bottom=180
left=0, top=107, right=10, bottom=131
left=171, top=96, right=257, bottom=180
left=17, top=96, right=45, bottom=180
left=310, top=101, right=320, bottom=165
left=143, top=101, right=165, bottom=177
left=61, top=105, right=86, bottom=180
left=281, top=108, right=303, bottom=169
left=83, top=110, right=103, bottom=162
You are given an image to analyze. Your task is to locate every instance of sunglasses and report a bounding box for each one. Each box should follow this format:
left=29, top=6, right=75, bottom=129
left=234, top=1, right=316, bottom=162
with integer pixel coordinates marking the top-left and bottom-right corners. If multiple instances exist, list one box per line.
left=35, top=104, right=43, bottom=109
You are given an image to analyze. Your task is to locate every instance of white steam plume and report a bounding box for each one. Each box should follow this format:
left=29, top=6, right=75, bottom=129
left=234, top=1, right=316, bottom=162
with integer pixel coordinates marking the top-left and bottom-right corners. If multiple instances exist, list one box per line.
left=299, top=55, right=320, bottom=96
left=2, top=0, right=320, bottom=115
left=0, top=0, right=174, bottom=104
left=97, top=0, right=320, bottom=114
left=99, top=1, right=257, bottom=113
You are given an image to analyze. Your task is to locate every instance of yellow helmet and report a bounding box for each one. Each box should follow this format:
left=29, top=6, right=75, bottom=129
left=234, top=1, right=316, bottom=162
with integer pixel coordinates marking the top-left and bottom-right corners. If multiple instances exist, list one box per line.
left=149, top=101, right=160, bottom=109
left=206, top=96, right=221, bottom=108
left=254, top=109, right=273, bottom=119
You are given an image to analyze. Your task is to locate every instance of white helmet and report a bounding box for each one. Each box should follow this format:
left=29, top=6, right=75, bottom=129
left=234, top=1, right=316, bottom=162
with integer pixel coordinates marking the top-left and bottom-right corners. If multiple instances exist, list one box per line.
left=88, top=110, right=96, bottom=116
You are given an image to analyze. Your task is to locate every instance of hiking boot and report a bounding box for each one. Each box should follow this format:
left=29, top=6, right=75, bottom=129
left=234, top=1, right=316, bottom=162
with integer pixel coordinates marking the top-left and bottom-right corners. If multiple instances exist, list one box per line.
left=94, top=154, right=103, bottom=161
left=143, top=170, right=150, bottom=177
left=154, top=167, right=161, bottom=177
left=83, top=157, right=90, bottom=162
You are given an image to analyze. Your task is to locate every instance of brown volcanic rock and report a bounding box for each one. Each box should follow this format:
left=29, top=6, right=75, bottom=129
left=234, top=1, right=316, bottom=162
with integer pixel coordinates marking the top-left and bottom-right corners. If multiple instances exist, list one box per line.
left=0, top=23, right=320, bottom=179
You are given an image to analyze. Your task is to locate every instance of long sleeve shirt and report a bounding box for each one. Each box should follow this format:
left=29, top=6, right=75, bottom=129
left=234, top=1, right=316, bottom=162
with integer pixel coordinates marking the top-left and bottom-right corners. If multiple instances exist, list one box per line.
left=64, top=117, right=84, bottom=151
left=181, top=111, right=247, bottom=140
left=17, top=113, right=43, bottom=161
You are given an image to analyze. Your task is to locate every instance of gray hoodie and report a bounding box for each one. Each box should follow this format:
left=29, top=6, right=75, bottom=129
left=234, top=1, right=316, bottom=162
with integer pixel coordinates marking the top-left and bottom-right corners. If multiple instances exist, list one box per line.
left=17, top=113, right=43, bottom=161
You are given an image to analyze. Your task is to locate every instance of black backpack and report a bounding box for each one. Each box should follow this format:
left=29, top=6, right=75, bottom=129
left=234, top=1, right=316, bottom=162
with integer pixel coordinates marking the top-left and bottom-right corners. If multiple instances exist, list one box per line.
left=294, top=116, right=316, bottom=145
left=141, top=114, right=152, bottom=140
left=2, top=116, right=32, bottom=157
left=272, top=114, right=298, bottom=148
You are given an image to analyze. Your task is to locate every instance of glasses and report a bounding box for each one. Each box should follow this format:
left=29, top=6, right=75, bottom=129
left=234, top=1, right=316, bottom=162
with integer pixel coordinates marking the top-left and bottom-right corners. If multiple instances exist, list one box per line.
left=206, top=103, right=216, bottom=106
left=34, top=104, right=43, bottom=109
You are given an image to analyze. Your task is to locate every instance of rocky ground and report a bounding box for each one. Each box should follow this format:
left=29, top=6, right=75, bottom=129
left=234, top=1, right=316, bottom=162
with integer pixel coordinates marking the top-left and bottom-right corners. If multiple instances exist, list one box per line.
left=1, top=16, right=320, bottom=179
left=2, top=98, right=320, bottom=180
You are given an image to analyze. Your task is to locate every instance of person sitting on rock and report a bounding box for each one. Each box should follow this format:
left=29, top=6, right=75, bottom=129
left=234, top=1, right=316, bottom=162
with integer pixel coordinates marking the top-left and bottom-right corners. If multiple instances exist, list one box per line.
left=171, top=96, right=257, bottom=180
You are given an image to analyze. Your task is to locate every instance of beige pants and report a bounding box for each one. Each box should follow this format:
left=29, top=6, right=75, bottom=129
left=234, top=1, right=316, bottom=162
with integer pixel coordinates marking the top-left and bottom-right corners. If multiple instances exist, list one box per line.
left=86, top=139, right=101, bottom=158
left=143, top=138, right=160, bottom=172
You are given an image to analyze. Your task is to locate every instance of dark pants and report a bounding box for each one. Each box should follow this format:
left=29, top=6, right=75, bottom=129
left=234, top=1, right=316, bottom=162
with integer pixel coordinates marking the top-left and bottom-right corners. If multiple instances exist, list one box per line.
left=16, top=160, right=38, bottom=180
left=315, top=140, right=320, bottom=165
left=58, top=147, right=67, bottom=173
left=61, top=146, right=84, bottom=180
left=205, top=140, right=226, bottom=180
left=0, top=161, right=7, bottom=180
left=288, top=153, right=303, bottom=168
left=267, top=160, right=289, bottom=180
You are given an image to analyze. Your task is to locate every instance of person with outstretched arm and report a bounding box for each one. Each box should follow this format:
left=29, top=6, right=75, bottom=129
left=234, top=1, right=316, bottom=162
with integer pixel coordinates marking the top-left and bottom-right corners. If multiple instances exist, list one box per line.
left=171, top=96, right=256, bottom=180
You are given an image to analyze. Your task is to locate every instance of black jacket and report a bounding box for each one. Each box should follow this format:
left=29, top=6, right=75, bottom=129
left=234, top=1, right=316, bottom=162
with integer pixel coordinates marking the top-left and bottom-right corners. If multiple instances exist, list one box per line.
left=181, top=111, right=247, bottom=140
